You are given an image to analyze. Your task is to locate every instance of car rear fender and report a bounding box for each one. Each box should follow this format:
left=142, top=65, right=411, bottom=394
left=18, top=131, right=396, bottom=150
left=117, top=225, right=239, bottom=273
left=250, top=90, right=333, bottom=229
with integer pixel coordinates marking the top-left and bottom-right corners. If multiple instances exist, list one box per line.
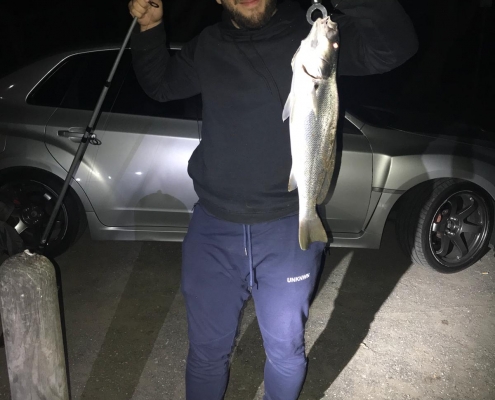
left=362, top=126, right=495, bottom=248
left=383, top=154, right=495, bottom=248
left=382, top=154, right=495, bottom=201
left=362, top=125, right=495, bottom=200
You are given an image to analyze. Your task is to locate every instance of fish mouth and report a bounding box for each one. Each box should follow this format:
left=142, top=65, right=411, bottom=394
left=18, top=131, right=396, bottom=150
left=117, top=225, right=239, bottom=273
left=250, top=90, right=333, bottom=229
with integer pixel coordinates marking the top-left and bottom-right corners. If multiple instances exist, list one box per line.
left=314, top=16, right=338, bottom=41
left=320, top=16, right=338, bottom=31
left=323, top=18, right=339, bottom=42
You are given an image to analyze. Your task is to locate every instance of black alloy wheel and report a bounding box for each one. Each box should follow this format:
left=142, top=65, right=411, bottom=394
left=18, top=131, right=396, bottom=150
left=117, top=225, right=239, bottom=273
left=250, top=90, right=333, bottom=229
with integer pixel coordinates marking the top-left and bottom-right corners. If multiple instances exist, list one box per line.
left=0, top=171, right=86, bottom=257
left=429, top=190, right=490, bottom=268
left=397, top=179, right=494, bottom=272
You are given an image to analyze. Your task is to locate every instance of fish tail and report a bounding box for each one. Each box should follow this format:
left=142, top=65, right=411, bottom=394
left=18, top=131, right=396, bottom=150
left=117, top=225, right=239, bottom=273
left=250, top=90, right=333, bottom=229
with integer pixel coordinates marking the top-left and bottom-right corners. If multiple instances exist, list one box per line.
left=299, top=216, right=327, bottom=250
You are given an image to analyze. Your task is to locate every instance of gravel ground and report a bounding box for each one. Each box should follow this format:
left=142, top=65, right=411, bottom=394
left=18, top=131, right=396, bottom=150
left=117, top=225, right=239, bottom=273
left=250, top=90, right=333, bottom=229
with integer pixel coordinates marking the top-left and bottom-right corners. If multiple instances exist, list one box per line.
left=0, top=222, right=494, bottom=400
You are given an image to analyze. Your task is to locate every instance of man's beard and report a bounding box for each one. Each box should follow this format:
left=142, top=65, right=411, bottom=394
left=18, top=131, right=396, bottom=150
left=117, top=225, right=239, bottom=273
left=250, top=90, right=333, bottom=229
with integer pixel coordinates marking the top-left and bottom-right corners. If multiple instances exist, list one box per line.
left=224, top=0, right=277, bottom=29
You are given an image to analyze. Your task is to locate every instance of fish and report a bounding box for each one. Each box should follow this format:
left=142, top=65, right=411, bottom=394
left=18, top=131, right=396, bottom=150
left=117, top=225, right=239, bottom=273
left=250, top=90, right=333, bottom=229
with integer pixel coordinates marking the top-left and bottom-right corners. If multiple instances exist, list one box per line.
left=282, top=16, right=340, bottom=250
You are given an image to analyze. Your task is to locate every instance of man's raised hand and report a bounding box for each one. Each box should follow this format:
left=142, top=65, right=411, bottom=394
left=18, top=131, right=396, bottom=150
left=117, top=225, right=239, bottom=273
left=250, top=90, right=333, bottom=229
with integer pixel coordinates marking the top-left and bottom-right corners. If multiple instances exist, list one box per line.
left=128, top=0, right=163, bottom=32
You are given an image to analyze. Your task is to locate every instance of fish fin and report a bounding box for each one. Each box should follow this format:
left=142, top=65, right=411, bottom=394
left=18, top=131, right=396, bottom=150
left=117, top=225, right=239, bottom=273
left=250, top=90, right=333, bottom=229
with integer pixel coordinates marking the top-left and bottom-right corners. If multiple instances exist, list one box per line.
left=299, top=216, right=327, bottom=251
left=288, top=167, right=297, bottom=191
left=316, top=144, right=337, bottom=204
left=282, top=93, right=293, bottom=122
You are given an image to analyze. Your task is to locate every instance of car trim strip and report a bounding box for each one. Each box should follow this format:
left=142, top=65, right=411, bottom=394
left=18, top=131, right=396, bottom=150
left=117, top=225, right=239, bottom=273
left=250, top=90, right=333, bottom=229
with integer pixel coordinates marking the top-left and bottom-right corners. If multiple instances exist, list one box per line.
left=372, top=187, right=406, bottom=194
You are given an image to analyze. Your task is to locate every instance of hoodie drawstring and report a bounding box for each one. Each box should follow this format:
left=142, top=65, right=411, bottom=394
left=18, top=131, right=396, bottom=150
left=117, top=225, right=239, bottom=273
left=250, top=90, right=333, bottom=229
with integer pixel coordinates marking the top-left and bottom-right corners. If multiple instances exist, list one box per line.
left=232, top=37, right=274, bottom=96
left=243, top=224, right=255, bottom=289
left=249, top=38, right=285, bottom=109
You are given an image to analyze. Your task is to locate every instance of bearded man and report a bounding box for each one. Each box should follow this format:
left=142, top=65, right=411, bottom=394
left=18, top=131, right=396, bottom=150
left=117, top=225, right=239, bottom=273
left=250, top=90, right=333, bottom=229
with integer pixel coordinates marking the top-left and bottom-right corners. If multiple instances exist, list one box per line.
left=128, top=1, right=417, bottom=399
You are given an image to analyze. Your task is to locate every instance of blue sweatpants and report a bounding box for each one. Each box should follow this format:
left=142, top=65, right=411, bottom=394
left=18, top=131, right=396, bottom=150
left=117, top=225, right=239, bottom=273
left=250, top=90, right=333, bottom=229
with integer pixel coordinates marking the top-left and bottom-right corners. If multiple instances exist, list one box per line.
left=181, top=204, right=324, bottom=400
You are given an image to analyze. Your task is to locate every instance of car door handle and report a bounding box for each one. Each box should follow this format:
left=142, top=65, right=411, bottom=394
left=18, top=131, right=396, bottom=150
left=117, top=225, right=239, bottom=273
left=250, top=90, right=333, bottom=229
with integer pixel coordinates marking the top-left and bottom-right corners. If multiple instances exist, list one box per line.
left=58, top=127, right=85, bottom=142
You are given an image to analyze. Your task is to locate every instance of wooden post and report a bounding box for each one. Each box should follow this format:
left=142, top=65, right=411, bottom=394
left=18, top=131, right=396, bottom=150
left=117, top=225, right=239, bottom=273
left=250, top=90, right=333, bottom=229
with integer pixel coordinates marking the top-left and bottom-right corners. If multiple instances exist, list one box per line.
left=0, top=250, right=69, bottom=400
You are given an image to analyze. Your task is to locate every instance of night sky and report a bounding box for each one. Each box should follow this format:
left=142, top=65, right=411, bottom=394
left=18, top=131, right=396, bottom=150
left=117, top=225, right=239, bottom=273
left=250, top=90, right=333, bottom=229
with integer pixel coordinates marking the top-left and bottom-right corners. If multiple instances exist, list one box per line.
left=1, top=0, right=494, bottom=130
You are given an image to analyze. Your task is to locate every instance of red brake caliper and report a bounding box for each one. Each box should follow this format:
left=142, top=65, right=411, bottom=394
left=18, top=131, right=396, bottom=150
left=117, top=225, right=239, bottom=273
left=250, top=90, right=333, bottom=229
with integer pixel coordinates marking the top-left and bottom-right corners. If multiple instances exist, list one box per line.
left=435, top=212, right=443, bottom=237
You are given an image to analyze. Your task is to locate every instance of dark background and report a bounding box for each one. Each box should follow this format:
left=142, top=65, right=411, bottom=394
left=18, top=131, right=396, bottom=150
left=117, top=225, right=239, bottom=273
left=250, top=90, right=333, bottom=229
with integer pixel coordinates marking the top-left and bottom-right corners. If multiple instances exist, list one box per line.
left=1, top=0, right=494, bottom=131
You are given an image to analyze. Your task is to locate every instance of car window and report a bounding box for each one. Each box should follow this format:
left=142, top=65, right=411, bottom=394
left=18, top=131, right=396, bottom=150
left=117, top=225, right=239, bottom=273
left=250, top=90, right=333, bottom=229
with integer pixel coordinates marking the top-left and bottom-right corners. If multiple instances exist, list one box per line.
left=110, top=66, right=200, bottom=120
left=27, top=56, right=80, bottom=108
left=60, top=51, right=130, bottom=112
left=27, top=50, right=130, bottom=112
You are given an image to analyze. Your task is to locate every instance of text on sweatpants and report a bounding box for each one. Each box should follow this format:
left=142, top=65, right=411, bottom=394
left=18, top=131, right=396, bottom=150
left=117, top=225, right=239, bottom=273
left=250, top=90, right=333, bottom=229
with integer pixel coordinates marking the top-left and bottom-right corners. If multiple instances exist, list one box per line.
left=287, top=273, right=310, bottom=283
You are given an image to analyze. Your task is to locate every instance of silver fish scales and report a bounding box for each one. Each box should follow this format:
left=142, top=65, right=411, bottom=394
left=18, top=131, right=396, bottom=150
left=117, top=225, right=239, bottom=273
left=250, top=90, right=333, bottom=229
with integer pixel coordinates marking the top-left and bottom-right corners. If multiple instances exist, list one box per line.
left=282, top=16, right=339, bottom=250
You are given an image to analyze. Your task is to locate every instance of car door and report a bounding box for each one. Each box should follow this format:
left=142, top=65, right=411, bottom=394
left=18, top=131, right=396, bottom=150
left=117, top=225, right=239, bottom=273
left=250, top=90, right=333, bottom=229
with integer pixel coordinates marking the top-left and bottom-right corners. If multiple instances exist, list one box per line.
left=44, top=49, right=201, bottom=228
left=319, top=118, right=373, bottom=234
left=41, top=50, right=121, bottom=203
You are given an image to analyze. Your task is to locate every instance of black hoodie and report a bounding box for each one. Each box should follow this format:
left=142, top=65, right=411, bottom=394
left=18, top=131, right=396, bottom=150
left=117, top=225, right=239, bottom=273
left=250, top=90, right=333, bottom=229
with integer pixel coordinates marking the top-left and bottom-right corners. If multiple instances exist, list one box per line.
left=131, top=1, right=309, bottom=224
left=130, top=0, right=418, bottom=224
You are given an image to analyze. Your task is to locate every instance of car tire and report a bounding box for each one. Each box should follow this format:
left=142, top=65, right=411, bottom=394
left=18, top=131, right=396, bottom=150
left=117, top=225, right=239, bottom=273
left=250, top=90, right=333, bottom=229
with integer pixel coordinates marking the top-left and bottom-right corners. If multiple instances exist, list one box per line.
left=396, top=179, right=494, bottom=272
left=0, top=169, right=87, bottom=258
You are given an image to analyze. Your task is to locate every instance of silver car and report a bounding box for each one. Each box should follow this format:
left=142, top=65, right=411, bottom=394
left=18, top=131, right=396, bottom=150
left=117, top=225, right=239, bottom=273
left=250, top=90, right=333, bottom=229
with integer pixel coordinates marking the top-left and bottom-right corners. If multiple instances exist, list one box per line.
left=0, top=46, right=494, bottom=272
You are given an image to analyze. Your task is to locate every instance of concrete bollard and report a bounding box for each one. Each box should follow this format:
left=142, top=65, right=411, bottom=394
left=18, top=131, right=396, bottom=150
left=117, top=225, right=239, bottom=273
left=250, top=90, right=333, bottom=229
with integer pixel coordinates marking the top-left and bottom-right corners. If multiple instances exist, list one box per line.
left=0, top=250, right=69, bottom=400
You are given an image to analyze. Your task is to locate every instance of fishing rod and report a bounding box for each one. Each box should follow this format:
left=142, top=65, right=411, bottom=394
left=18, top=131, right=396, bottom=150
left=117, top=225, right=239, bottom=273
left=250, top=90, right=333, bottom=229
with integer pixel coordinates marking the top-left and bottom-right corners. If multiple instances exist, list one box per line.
left=38, top=2, right=159, bottom=253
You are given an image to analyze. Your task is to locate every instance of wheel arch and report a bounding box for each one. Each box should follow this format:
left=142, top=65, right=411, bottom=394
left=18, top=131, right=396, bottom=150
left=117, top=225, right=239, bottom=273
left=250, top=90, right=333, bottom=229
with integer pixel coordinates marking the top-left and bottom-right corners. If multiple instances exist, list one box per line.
left=361, top=174, right=495, bottom=251
left=0, top=165, right=93, bottom=218
left=0, top=161, right=94, bottom=213
left=379, top=152, right=495, bottom=199
left=392, top=176, right=492, bottom=210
